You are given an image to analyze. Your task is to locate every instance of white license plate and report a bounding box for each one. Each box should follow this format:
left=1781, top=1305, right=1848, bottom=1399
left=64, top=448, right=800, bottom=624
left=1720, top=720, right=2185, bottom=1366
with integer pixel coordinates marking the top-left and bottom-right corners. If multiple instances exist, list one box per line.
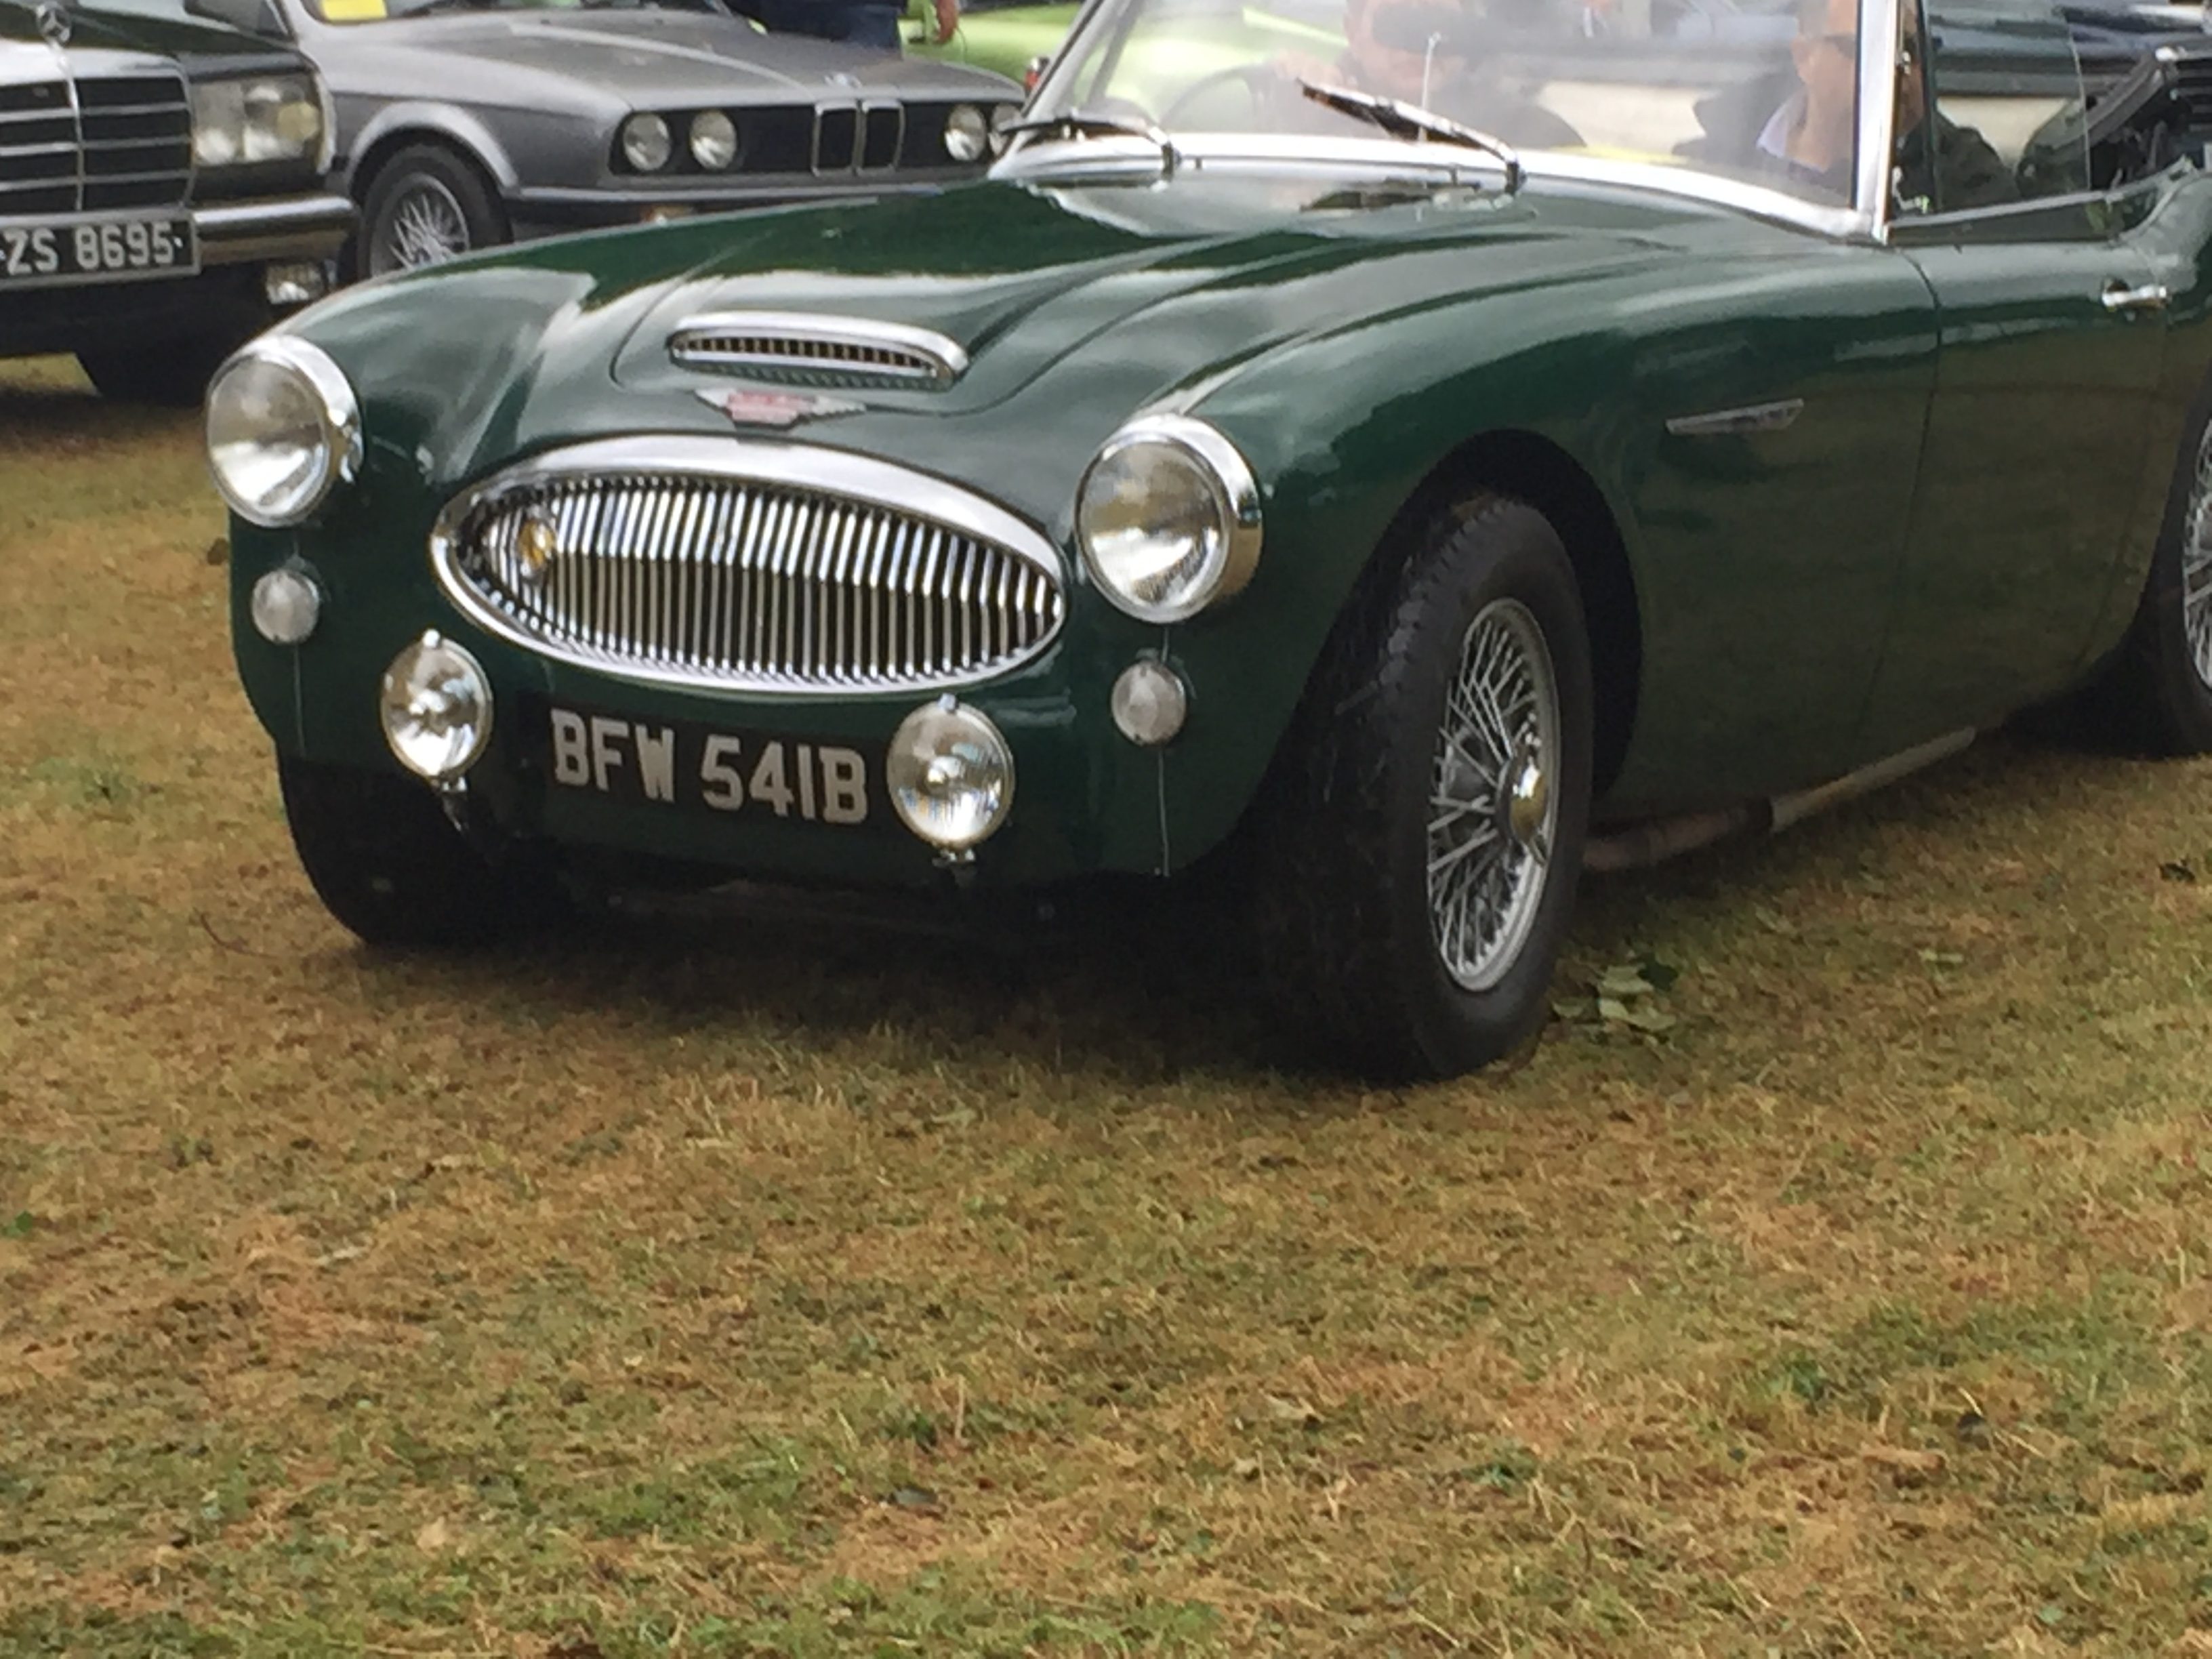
left=546, top=704, right=881, bottom=830
left=0, top=213, right=199, bottom=289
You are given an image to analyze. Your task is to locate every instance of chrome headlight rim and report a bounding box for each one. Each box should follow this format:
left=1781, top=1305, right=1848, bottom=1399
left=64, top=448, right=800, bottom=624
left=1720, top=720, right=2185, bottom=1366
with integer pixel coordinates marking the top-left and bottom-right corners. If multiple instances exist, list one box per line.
left=621, top=112, right=674, bottom=172
left=1076, top=413, right=1263, bottom=625
left=204, top=335, right=363, bottom=530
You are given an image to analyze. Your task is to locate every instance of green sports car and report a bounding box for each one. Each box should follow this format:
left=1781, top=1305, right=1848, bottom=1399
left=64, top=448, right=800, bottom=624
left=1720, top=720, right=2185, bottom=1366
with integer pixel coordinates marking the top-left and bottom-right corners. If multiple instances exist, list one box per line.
left=211, top=0, right=2212, bottom=1076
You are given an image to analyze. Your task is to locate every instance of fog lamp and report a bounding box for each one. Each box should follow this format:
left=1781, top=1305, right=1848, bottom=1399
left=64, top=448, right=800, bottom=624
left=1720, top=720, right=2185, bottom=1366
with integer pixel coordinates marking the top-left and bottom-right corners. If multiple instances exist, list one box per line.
left=251, top=566, right=323, bottom=645
left=380, top=630, right=492, bottom=784
left=262, top=261, right=327, bottom=308
left=1110, top=659, right=1187, bottom=746
left=886, top=695, right=1013, bottom=853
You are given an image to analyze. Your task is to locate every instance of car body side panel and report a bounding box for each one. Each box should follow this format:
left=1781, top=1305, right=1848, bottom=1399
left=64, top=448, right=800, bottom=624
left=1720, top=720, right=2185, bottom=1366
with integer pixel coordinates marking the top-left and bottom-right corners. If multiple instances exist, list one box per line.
left=1859, top=203, right=2167, bottom=752
left=2076, top=165, right=2212, bottom=670
left=1167, top=245, right=1939, bottom=856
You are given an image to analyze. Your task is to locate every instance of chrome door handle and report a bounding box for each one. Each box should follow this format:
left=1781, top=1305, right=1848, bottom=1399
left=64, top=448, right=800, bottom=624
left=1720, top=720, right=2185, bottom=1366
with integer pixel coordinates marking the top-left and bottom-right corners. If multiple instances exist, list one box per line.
left=2102, top=279, right=2171, bottom=315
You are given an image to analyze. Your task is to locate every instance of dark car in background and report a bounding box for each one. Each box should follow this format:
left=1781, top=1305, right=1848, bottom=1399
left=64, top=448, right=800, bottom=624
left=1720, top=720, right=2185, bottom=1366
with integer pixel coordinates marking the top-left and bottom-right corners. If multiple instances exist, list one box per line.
left=1, top=0, right=352, bottom=402
left=182, top=0, right=1023, bottom=274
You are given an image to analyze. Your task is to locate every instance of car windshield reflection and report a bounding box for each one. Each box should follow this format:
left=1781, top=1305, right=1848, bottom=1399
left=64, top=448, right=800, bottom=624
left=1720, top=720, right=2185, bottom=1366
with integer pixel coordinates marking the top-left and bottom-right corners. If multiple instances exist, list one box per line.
left=1023, top=0, right=1871, bottom=203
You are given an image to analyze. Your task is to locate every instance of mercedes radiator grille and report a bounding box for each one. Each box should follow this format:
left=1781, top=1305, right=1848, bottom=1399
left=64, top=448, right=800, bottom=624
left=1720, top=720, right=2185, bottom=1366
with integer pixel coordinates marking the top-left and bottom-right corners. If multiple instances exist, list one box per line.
left=430, top=438, right=1064, bottom=695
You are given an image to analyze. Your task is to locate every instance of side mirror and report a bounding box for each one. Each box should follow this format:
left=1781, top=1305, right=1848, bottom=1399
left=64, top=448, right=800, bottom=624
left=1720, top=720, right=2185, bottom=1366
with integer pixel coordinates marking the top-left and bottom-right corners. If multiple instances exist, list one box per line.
left=186, top=0, right=289, bottom=38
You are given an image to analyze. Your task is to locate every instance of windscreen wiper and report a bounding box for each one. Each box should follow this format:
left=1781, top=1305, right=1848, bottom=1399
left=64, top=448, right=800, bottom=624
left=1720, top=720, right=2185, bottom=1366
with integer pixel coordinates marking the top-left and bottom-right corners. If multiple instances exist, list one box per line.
left=997, top=108, right=1180, bottom=174
left=1298, top=81, right=1521, bottom=192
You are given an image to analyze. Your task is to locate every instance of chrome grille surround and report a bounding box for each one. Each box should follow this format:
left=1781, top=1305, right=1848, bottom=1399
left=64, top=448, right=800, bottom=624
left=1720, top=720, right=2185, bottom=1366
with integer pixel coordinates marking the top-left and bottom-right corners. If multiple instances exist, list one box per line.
left=668, top=312, right=968, bottom=387
left=0, top=55, right=190, bottom=215
left=430, top=436, right=1065, bottom=697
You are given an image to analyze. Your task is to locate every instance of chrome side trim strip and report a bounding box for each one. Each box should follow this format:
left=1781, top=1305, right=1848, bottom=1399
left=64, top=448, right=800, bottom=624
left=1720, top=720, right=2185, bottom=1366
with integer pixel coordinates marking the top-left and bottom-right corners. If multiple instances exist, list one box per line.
left=1665, top=398, right=1805, bottom=437
left=668, top=310, right=969, bottom=385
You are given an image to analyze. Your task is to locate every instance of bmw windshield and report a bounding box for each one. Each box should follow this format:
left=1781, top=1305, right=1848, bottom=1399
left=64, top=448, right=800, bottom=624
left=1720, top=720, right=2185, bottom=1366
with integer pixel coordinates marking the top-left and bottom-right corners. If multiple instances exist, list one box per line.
left=1012, top=0, right=1875, bottom=207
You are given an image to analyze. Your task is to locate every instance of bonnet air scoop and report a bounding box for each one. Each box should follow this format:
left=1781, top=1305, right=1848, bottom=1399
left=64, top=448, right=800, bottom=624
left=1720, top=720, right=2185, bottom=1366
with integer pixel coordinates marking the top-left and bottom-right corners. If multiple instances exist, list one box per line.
left=666, top=312, right=969, bottom=388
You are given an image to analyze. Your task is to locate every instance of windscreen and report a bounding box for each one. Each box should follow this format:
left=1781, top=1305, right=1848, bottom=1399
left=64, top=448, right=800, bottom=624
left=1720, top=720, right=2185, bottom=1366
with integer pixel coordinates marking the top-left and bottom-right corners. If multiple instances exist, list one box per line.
left=1032, top=0, right=1874, bottom=204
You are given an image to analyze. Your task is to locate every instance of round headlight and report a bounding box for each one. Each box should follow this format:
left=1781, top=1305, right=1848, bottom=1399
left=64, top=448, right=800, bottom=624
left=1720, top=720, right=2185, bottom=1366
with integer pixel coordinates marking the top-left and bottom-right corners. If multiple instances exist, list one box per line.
left=690, top=110, right=739, bottom=170
left=1076, top=415, right=1261, bottom=623
left=621, top=112, right=672, bottom=172
left=381, top=631, right=493, bottom=783
left=989, top=102, right=1021, bottom=156
left=205, top=337, right=362, bottom=529
left=886, top=697, right=1014, bottom=853
left=943, top=103, right=988, bottom=162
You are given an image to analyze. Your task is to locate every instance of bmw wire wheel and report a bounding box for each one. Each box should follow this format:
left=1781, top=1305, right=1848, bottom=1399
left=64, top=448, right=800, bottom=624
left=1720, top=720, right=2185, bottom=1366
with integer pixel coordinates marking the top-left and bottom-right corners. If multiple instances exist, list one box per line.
left=360, top=146, right=510, bottom=279
left=377, top=176, right=472, bottom=270
left=1428, top=598, right=1560, bottom=991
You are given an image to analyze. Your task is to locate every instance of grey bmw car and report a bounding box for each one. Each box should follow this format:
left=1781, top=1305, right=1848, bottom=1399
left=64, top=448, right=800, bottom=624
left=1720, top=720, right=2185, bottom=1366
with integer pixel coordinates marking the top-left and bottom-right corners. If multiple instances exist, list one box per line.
left=184, top=0, right=1021, bottom=272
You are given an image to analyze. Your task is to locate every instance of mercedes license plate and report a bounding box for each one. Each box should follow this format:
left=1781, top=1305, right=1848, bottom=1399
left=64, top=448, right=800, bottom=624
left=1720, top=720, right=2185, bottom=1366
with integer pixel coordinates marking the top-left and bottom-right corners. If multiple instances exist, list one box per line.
left=0, top=213, right=199, bottom=289
left=546, top=703, right=883, bottom=830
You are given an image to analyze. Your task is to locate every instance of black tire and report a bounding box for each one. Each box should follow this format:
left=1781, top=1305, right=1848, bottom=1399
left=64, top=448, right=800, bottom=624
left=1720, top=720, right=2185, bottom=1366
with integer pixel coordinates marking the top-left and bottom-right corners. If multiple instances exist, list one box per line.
left=358, top=144, right=508, bottom=277
left=76, top=332, right=240, bottom=408
left=2078, top=400, right=2212, bottom=756
left=1253, top=494, right=1595, bottom=1080
left=277, top=756, right=566, bottom=948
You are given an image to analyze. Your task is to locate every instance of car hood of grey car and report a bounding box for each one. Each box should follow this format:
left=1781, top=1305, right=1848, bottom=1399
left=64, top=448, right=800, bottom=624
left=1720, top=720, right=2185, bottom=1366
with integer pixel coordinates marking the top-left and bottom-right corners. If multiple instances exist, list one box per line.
left=312, top=8, right=1016, bottom=108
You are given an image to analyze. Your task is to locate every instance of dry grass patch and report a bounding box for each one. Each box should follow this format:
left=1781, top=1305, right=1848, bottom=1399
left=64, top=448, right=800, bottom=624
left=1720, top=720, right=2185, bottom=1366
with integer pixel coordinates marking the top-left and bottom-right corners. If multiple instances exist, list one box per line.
left=3, top=356, right=2212, bottom=1655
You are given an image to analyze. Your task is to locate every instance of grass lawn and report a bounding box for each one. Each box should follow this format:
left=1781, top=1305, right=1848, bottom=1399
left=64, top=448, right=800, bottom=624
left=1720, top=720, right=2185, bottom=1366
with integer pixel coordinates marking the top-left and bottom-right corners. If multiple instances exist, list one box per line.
left=3, top=352, right=2211, bottom=1656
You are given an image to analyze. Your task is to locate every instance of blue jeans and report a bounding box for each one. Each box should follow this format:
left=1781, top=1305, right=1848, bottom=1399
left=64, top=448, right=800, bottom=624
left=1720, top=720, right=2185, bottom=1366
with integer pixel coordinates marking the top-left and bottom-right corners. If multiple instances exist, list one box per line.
left=750, top=0, right=904, bottom=48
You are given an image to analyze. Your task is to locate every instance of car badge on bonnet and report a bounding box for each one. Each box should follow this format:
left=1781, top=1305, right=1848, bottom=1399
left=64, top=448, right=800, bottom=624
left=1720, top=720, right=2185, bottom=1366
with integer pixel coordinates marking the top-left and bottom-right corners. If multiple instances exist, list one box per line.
left=699, top=388, right=865, bottom=428
left=35, top=1, right=72, bottom=45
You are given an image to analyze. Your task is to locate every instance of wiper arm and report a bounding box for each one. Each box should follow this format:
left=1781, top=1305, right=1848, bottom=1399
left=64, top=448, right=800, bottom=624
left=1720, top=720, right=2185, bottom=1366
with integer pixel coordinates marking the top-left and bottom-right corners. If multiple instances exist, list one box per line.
left=1298, top=80, right=1521, bottom=192
left=998, top=108, right=1180, bottom=174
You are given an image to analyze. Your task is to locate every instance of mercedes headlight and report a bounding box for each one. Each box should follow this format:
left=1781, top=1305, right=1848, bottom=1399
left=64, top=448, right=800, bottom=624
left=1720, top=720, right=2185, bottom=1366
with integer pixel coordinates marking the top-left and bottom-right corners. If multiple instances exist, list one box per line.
left=205, top=337, right=362, bottom=529
left=190, top=75, right=323, bottom=167
left=1076, top=414, right=1261, bottom=623
left=621, top=112, right=673, bottom=172
left=690, top=110, right=739, bottom=170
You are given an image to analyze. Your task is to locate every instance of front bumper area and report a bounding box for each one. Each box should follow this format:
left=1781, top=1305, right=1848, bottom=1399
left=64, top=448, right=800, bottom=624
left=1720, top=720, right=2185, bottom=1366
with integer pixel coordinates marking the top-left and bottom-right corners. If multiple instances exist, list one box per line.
left=197, top=191, right=356, bottom=267
left=1, top=192, right=356, bottom=359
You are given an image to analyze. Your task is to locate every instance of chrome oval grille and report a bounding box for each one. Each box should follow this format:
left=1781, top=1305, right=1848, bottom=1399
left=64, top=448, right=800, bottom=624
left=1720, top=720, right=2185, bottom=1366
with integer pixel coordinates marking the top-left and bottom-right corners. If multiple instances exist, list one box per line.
left=431, top=437, right=1064, bottom=695
left=668, top=312, right=968, bottom=388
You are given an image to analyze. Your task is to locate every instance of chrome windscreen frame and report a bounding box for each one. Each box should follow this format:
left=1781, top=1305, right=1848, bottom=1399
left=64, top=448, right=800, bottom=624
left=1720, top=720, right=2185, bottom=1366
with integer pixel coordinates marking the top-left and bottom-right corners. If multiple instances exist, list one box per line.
left=998, top=0, right=1923, bottom=243
left=426, top=434, right=1067, bottom=697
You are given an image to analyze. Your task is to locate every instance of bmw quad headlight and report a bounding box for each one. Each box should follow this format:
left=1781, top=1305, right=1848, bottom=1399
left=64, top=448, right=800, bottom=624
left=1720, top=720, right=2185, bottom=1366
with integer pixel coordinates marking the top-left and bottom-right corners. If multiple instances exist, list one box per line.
left=621, top=112, right=673, bottom=171
left=1076, top=414, right=1262, bottom=623
left=190, top=75, right=323, bottom=167
left=943, top=103, right=988, bottom=162
left=690, top=110, right=739, bottom=170
left=205, top=337, right=361, bottom=529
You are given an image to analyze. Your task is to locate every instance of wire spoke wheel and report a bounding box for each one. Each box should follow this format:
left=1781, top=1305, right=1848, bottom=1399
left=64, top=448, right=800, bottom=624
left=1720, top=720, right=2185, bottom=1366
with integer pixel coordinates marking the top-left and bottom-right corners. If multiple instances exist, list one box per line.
left=2185, top=429, right=2212, bottom=691
left=1427, top=596, right=1560, bottom=992
left=375, top=176, right=472, bottom=273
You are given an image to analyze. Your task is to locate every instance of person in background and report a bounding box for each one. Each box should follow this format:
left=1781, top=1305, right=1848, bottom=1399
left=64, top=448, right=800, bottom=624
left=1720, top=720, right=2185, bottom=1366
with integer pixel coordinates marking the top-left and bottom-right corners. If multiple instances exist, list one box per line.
left=1681, top=0, right=2015, bottom=209
left=735, top=0, right=957, bottom=52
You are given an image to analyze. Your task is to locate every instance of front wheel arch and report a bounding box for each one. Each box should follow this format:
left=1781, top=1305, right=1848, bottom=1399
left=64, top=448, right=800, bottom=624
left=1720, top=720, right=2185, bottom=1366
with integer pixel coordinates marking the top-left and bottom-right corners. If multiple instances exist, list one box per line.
left=1368, top=430, right=1641, bottom=801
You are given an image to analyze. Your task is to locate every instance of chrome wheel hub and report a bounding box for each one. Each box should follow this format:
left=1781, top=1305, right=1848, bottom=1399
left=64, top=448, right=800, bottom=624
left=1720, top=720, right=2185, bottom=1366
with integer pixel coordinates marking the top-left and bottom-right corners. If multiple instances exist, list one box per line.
left=2186, top=427, right=2212, bottom=691
left=1427, top=598, right=1561, bottom=993
left=375, top=178, right=472, bottom=274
